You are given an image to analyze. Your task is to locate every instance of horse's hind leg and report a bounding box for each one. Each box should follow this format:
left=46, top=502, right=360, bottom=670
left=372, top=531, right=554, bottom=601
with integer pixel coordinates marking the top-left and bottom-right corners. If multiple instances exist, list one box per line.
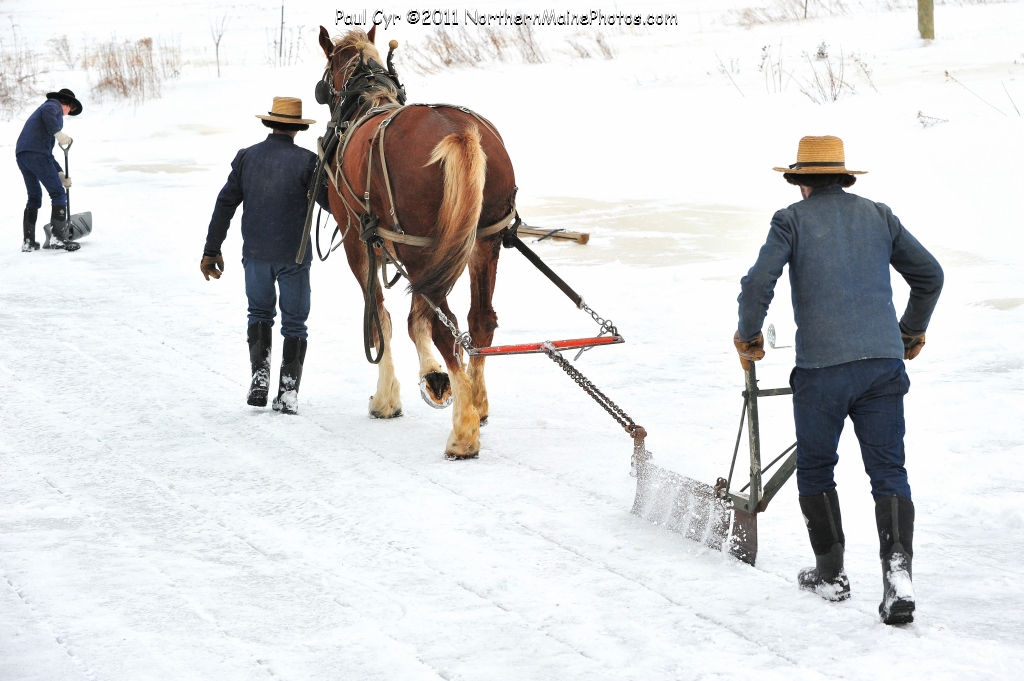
left=430, top=297, right=480, bottom=458
left=409, top=296, right=451, bottom=408
left=467, top=237, right=501, bottom=424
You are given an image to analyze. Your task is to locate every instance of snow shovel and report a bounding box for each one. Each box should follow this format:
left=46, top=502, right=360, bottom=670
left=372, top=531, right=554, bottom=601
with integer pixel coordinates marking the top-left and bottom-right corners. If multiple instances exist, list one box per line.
left=631, top=362, right=797, bottom=565
left=43, top=138, right=92, bottom=250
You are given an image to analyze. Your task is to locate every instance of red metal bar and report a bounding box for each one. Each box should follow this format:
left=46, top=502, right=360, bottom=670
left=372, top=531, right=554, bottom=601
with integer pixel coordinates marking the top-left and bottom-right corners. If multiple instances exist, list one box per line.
left=467, top=335, right=624, bottom=357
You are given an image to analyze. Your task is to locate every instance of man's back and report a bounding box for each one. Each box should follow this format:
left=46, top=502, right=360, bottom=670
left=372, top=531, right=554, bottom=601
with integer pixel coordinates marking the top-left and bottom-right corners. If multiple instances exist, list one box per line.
left=738, top=185, right=943, bottom=368
left=207, top=133, right=319, bottom=264
left=16, top=99, right=63, bottom=156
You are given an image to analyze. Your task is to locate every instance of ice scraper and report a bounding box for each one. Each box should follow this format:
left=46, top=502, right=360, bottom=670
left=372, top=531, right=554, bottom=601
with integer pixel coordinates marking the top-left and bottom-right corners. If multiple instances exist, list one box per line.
left=631, top=362, right=797, bottom=565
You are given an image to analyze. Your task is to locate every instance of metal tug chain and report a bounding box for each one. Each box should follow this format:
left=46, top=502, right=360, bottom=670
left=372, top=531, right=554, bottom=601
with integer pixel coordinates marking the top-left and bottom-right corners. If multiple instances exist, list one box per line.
left=541, top=342, right=639, bottom=437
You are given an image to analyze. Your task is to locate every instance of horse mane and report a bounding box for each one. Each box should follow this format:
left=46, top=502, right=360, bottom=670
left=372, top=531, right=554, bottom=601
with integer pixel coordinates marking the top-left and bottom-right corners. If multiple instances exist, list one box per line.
left=332, top=30, right=398, bottom=108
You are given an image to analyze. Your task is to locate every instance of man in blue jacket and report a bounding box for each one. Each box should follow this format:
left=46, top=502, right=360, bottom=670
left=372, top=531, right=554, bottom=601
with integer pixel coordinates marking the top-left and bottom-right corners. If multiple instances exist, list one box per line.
left=201, top=97, right=329, bottom=415
left=16, top=88, right=82, bottom=252
left=734, top=136, right=943, bottom=625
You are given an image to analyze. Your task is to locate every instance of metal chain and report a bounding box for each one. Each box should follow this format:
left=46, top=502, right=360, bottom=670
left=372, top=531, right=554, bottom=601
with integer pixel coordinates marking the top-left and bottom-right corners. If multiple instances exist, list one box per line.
left=372, top=241, right=476, bottom=354
left=579, top=298, right=618, bottom=337
left=542, top=343, right=637, bottom=435
left=430, top=302, right=475, bottom=353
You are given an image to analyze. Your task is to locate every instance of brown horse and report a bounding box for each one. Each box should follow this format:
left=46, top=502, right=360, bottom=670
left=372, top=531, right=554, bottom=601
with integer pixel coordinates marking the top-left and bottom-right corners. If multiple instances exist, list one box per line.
left=316, top=26, right=516, bottom=458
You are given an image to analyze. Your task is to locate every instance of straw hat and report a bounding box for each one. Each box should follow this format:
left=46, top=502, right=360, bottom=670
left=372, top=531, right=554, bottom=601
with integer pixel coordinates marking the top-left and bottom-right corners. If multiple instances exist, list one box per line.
left=773, top=135, right=866, bottom=174
left=46, top=88, right=83, bottom=116
left=256, top=97, right=316, bottom=125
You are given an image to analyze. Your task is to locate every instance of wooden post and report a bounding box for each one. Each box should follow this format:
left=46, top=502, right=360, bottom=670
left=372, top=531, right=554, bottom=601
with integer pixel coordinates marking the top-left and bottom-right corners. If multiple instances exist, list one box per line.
left=918, top=0, right=934, bottom=40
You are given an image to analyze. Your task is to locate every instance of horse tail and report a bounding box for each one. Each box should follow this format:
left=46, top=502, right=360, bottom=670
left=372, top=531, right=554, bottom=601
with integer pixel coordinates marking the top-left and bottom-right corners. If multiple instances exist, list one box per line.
left=412, top=123, right=487, bottom=303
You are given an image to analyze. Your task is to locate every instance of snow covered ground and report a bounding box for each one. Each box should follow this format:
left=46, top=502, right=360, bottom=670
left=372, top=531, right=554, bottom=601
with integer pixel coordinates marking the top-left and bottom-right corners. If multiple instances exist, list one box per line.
left=2, top=1, right=1023, bottom=678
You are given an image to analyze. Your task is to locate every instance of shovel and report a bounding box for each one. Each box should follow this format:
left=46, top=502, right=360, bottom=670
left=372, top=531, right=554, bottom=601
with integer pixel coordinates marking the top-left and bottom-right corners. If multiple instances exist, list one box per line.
left=631, top=362, right=798, bottom=565
left=43, top=138, right=92, bottom=250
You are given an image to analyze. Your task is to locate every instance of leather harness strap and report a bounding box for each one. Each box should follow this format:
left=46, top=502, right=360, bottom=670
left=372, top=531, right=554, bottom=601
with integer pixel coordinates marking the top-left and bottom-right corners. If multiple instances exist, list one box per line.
left=372, top=206, right=517, bottom=247
left=327, top=102, right=516, bottom=249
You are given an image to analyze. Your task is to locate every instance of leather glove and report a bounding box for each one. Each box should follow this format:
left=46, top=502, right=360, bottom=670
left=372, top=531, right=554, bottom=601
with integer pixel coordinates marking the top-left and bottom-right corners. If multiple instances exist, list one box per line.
left=733, top=331, right=765, bottom=371
left=59, top=172, right=72, bottom=189
left=55, top=131, right=73, bottom=147
left=200, top=253, right=225, bottom=280
left=902, top=332, right=926, bottom=360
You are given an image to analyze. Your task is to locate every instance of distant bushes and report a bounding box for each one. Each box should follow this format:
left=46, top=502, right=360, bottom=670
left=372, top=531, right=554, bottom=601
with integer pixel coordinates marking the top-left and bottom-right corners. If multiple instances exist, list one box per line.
left=402, top=25, right=547, bottom=74
left=0, top=24, right=44, bottom=121
left=85, top=37, right=181, bottom=104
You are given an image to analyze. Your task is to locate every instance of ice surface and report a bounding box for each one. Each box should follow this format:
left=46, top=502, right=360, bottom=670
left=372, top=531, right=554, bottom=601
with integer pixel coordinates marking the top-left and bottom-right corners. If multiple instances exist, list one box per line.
left=2, top=1, right=1023, bottom=679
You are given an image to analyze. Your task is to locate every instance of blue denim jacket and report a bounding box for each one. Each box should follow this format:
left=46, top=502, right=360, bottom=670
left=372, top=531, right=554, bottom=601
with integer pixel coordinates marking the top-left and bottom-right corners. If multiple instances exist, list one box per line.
left=205, top=134, right=329, bottom=264
left=738, top=186, right=943, bottom=369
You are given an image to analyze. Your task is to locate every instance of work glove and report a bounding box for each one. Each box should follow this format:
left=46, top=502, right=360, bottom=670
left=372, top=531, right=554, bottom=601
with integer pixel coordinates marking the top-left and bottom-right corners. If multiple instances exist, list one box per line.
left=733, top=330, right=765, bottom=371
left=58, top=171, right=72, bottom=189
left=200, top=252, right=225, bottom=280
left=902, top=332, right=926, bottom=360
left=55, top=131, right=73, bottom=147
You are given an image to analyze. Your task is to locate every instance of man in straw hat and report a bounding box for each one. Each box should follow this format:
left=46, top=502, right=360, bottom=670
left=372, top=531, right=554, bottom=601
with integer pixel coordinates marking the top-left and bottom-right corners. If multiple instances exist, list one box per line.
left=734, top=136, right=943, bottom=624
left=16, top=88, right=83, bottom=252
left=201, top=96, right=329, bottom=414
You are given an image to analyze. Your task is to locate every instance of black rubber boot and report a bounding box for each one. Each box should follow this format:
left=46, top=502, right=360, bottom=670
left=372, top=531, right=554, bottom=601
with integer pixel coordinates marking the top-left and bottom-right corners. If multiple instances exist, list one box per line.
left=22, top=208, right=40, bottom=251
left=246, top=322, right=273, bottom=407
left=46, top=206, right=80, bottom=252
left=797, top=490, right=851, bottom=602
left=876, top=495, right=916, bottom=624
left=273, top=337, right=307, bottom=415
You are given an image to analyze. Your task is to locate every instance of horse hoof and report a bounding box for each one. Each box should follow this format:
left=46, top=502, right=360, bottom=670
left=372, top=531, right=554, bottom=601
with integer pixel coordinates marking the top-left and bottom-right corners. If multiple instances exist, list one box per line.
left=419, top=372, right=452, bottom=409
left=370, top=408, right=403, bottom=419
left=445, top=451, right=480, bottom=460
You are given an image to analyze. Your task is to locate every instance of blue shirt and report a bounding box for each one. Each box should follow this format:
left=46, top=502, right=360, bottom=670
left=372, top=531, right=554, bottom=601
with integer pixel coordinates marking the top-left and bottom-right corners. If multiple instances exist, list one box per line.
left=738, top=185, right=943, bottom=369
left=205, top=133, right=330, bottom=265
left=16, top=99, right=64, bottom=170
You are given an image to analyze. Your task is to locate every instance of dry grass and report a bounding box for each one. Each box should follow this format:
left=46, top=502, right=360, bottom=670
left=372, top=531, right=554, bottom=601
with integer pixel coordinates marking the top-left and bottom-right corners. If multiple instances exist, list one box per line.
left=88, top=37, right=181, bottom=104
left=563, top=32, right=616, bottom=60
left=734, top=0, right=849, bottom=27
left=734, top=0, right=1012, bottom=25
left=267, top=25, right=307, bottom=67
left=402, top=25, right=546, bottom=75
left=47, top=35, right=76, bottom=70
left=797, top=49, right=857, bottom=103
left=0, top=23, right=46, bottom=121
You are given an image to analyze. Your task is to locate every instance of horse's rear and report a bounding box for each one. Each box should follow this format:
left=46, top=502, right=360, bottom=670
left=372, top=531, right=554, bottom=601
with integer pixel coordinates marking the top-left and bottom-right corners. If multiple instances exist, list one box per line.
left=332, top=90, right=515, bottom=457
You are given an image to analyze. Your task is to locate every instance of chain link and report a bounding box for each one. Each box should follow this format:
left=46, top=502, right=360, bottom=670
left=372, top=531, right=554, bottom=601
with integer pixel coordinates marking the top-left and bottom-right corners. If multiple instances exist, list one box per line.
left=431, top=303, right=475, bottom=353
left=373, top=244, right=476, bottom=354
left=542, top=343, right=637, bottom=435
left=579, top=298, right=618, bottom=337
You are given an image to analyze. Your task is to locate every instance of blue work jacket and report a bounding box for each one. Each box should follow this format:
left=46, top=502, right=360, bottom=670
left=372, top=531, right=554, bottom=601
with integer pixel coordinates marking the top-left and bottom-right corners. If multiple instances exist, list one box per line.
left=738, top=185, right=943, bottom=369
left=16, top=99, right=65, bottom=173
left=205, top=133, right=330, bottom=265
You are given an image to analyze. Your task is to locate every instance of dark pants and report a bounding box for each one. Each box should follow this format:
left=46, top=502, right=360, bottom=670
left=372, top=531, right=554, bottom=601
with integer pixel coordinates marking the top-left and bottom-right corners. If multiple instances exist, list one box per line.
left=17, top=152, right=67, bottom=209
left=243, top=259, right=311, bottom=339
left=792, top=358, right=911, bottom=501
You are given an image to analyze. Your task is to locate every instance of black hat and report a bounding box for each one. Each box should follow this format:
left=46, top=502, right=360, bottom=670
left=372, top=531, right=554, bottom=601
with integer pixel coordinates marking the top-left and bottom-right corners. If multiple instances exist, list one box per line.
left=46, top=88, right=83, bottom=116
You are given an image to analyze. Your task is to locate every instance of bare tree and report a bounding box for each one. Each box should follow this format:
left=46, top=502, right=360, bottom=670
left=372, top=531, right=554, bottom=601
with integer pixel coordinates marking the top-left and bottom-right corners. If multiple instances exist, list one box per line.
left=210, top=14, right=228, bottom=77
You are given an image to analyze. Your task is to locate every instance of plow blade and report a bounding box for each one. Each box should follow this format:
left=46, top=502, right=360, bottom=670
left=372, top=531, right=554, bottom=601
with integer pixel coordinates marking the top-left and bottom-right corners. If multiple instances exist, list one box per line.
left=631, top=458, right=732, bottom=551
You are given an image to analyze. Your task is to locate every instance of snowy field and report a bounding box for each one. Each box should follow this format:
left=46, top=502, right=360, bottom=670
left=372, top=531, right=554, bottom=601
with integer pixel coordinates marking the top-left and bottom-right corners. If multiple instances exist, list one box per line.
left=2, top=1, right=1023, bottom=678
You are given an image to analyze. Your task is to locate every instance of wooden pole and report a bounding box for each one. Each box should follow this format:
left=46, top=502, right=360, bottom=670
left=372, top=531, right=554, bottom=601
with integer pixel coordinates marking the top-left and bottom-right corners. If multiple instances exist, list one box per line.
left=278, top=4, right=284, bottom=65
left=918, top=0, right=934, bottom=40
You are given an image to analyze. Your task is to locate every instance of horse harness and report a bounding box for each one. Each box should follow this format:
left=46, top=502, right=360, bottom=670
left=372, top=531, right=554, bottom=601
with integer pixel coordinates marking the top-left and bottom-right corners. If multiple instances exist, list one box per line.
left=300, top=53, right=517, bottom=364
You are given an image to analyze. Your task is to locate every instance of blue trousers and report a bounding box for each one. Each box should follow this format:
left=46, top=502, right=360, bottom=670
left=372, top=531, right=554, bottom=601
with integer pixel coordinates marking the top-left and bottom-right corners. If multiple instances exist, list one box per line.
left=17, top=152, right=67, bottom=209
left=243, top=259, right=311, bottom=339
left=791, top=358, right=911, bottom=501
